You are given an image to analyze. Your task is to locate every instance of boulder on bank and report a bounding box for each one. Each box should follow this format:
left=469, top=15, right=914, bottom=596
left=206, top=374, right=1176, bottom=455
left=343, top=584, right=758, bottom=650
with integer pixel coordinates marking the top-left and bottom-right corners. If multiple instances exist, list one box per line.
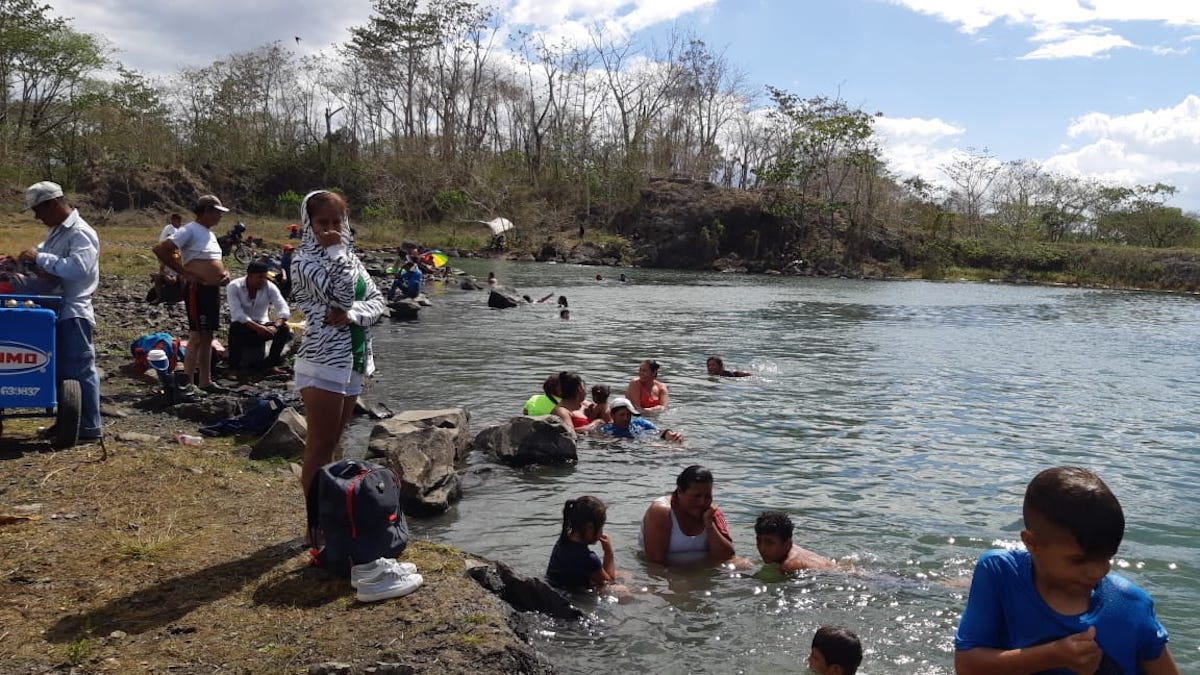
left=487, top=288, right=522, bottom=309
left=466, top=557, right=583, bottom=621
left=367, top=408, right=471, bottom=515
left=473, top=415, right=577, bottom=466
left=250, top=407, right=307, bottom=459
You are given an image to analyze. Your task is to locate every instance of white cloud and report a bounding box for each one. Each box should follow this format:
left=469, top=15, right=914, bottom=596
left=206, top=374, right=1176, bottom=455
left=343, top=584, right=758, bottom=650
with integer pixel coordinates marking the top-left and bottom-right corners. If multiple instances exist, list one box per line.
left=51, top=0, right=372, bottom=75
left=873, top=116, right=965, bottom=181
left=884, top=0, right=1200, bottom=60
left=49, top=0, right=712, bottom=76
left=884, top=1, right=1200, bottom=33
left=1044, top=95, right=1200, bottom=205
left=1019, top=30, right=1133, bottom=60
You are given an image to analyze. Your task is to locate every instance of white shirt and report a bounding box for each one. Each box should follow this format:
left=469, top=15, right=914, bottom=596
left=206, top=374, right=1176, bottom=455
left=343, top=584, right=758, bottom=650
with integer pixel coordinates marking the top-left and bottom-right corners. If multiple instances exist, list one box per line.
left=158, top=223, right=178, bottom=242
left=226, top=276, right=290, bottom=324
left=30, top=209, right=99, bottom=324
left=170, top=221, right=221, bottom=264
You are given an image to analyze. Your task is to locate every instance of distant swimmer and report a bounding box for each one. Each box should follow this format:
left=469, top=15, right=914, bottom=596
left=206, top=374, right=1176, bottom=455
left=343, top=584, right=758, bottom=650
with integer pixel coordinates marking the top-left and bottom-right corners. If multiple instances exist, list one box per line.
left=594, top=273, right=603, bottom=281
left=707, top=355, right=750, bottom=378
left=619, top=273, right=627, bottom=282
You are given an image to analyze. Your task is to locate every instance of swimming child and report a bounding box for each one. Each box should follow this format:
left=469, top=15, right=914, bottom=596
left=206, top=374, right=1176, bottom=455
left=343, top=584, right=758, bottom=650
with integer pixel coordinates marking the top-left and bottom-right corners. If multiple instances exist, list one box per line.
left=559, top=309, right=570, bottom=320
left=808, top=626, right=862, bottom=675
left=586, top=384, right=612, bottom=423
left=954, top=466, right=1178, bottom=675
left=753, top=511, right=835, bottom=581
left=706, top=355, right=751, bottom=378
left=546, top=496, right=616, bottom=592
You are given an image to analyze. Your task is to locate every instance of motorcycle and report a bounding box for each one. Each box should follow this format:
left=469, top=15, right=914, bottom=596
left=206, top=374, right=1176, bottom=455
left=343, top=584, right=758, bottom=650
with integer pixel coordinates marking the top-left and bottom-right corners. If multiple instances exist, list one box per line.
left=217, top=222, right=262, bottom=264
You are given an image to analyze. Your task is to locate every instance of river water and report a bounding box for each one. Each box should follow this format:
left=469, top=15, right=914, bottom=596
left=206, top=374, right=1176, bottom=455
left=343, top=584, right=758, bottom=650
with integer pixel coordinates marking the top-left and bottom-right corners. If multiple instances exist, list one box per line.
left=362, top=260, right=1199, bottom=674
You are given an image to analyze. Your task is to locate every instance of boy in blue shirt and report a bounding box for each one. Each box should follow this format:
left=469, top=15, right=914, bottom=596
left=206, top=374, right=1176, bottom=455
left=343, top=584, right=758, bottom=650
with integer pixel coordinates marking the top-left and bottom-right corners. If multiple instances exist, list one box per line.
left=954, top=466, right=1177, bottom=674
left=598, top=397, right=681, bottom=441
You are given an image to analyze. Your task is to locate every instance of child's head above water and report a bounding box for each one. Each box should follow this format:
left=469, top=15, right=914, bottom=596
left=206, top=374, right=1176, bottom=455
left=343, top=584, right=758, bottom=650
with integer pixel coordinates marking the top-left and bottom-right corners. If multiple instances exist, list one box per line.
left=560, top=496, right=607, bottom=544
left=1023, top=466, right=1124, bottom=559
left=809, top=625, right=862, bottom=675
left=754, top=511, right=794, bottom=564
left=591, top=384, right=610, bottom=404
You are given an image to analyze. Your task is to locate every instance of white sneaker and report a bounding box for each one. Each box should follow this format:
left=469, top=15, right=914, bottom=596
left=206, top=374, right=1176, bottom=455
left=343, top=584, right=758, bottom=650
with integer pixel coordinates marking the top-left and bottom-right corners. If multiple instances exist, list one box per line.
left=355, top=569, right=423, bottom=603
left=351, top=558, right=418, bottom=589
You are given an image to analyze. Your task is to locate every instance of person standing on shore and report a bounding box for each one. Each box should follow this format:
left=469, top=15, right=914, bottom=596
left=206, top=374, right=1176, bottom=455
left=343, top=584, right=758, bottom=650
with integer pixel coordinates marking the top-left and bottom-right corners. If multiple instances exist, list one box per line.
left=154, top=195, right=231, bottom=391
left=159, top=212, right=182, bottom=242
left=16, top=181, right=102, bottom=442
left=291, top=190, right=386, bottom=508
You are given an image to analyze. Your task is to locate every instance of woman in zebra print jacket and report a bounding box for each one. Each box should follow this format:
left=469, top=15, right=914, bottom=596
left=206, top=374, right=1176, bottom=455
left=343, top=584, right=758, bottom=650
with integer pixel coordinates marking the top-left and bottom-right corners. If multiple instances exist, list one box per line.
left=292, top=190, right=386, bottom=500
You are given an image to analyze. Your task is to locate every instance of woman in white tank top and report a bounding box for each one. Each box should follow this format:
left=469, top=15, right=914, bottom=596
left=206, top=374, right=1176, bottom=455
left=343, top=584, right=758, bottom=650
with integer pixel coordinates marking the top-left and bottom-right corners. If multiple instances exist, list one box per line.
left=640, top=465, right=736, bottom=565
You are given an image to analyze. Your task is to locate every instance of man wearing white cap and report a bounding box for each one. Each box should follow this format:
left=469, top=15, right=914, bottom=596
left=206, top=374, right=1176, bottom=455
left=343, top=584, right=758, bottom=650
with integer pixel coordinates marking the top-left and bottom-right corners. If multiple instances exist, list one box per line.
left=153, top=194, right=231, bottom=390
left=17, top=181, right=103, bottom=441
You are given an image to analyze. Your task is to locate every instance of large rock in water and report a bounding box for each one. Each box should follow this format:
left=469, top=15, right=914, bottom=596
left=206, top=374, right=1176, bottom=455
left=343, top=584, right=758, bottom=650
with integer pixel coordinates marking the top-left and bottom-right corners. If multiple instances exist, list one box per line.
left=390, top=408, right=472, bottom=461
left=466, top=557, right=583, bottom=621
left=367, top=409, right=470, bottom=515
left=250, top=407, right=307, bottom=459
left=388, top=297, right=421, bottom=320
left=487, top=288, right=522, bottom=309
left=473, top=415, right=577, bottom=466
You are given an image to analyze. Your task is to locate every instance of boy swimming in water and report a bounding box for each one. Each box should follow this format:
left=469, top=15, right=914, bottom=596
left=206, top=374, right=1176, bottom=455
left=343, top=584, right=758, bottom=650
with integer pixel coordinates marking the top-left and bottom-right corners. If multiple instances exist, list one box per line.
left=954, top=466, right=1177, bottom=675
left=752, top=511, right=834, bottom=581
left=808, top=626, right=862, bottom=675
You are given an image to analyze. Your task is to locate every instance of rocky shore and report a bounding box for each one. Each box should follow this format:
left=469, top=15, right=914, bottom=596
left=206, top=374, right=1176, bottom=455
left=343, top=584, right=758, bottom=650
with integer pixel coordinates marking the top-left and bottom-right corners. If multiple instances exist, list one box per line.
left=0, top=271, right=562, bottom=674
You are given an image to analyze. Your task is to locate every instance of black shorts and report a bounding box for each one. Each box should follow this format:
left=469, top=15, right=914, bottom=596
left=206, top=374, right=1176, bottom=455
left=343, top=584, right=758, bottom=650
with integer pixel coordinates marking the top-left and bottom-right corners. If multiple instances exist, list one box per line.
left=184, top=282, right=221, bottom=332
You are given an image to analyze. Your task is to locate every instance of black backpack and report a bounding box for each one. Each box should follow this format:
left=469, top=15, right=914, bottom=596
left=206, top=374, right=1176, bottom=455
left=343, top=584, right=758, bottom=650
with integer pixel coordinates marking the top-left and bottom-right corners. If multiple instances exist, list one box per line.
left=306, top=459, right=410, bottom=577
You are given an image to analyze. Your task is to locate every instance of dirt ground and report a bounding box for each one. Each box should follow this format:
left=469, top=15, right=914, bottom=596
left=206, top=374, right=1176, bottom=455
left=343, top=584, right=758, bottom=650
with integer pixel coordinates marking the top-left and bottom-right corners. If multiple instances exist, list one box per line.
left=0, top=205, right=552, bottom=674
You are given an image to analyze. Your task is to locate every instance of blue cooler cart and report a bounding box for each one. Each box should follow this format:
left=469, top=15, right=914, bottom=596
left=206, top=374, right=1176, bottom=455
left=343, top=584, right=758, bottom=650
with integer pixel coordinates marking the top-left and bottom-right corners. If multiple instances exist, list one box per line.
left=0, top=294, right=82, bottom=448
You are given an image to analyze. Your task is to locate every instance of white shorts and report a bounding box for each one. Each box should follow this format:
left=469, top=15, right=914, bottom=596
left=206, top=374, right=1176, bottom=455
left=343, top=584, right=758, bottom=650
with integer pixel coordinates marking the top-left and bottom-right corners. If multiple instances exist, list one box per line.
left=294, top=371, right=364, bottom=396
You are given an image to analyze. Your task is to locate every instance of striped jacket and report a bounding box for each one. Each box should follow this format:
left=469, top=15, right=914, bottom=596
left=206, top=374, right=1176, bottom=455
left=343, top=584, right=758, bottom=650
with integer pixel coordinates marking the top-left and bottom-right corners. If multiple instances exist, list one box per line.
left=292, top=241, right=385, bottom=383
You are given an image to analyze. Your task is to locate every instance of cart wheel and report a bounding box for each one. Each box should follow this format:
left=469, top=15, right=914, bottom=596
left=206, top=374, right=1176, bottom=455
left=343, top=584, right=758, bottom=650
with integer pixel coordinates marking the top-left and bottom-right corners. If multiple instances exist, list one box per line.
left=234, top=244, right=253, bottom=264
left=53, top=379, right=82, bottom=448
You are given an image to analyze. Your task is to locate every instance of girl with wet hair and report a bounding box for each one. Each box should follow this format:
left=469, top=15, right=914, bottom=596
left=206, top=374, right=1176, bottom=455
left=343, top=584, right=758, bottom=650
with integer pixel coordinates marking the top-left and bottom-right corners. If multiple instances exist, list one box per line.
left=546, top=496, right=616, bottom=591
left=551, top=370, right=596, bottom=432
left=625, top=359, right=669, bottom=413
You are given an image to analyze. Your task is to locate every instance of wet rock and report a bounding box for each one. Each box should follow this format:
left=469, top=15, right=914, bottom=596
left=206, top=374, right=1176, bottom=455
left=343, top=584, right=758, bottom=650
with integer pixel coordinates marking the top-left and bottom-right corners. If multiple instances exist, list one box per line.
left=367, top=420, right=462, bottom=516
left=354, top=399, right=394, bottom=420
left=250, top=407, right=307, bottom=460
left=465, top=558, right=582, bottom=621
left=388, top=298, right=420, bottom=320
left=487, top=288, right=522, bottom=309
left=414, top=294, right=433, bottom=307
left=473, top=416, right=577, bottom=466
left=391, top=408, right=471, bottom=460
left=460, top=278, right=482, bottom=290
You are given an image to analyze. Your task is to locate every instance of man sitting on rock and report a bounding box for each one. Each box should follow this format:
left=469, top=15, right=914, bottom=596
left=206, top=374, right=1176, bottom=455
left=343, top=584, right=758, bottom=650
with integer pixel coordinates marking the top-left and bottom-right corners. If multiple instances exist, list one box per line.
left=225, top=260, right=291, bottom=377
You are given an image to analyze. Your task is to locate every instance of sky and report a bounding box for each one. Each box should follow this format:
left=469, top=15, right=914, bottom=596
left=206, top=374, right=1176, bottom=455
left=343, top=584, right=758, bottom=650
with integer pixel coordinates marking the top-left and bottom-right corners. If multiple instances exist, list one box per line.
left=49, top=0, right=1200, bottom=208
